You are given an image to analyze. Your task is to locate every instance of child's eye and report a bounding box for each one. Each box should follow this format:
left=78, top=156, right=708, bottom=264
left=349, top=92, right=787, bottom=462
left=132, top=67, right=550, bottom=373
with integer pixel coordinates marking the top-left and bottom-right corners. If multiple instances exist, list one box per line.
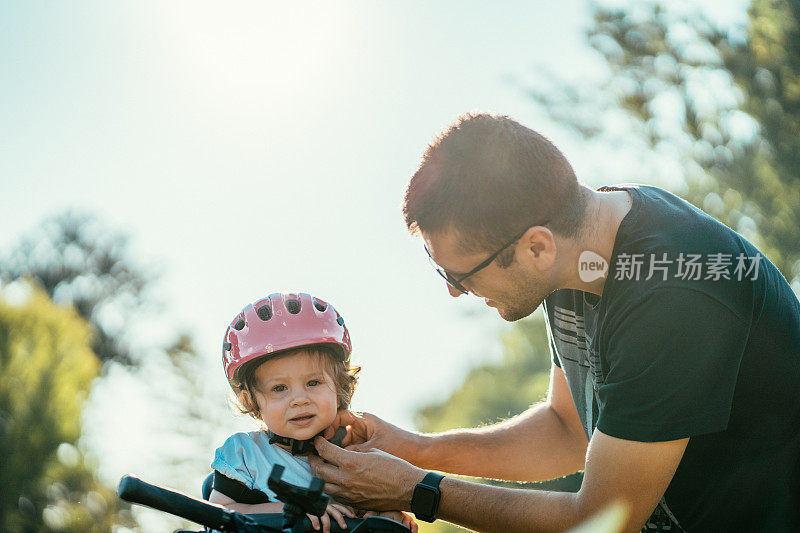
left=272, top=385, right=287, bottom=393
left=307, top=379, right=320, bottom=387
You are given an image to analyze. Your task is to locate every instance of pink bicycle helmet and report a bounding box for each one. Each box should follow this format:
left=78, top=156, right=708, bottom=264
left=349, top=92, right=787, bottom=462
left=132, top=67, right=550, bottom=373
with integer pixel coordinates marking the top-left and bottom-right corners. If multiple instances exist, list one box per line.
left=222, top=292, right=352, bottom=388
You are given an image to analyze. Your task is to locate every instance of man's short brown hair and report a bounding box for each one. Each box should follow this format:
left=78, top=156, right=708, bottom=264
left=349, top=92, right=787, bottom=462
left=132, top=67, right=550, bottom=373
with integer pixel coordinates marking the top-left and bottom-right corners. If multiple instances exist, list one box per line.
left=403, top=113, right=587, bottom=255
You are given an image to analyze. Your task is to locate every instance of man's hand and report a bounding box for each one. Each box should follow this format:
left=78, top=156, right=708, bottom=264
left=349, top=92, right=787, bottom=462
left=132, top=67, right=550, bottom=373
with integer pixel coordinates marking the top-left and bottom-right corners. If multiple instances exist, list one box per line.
left=309, top=436, right=427, bottom=510
left=321, top=410, right=372, bottom=445
left=322, top=411, right=424, bottom=462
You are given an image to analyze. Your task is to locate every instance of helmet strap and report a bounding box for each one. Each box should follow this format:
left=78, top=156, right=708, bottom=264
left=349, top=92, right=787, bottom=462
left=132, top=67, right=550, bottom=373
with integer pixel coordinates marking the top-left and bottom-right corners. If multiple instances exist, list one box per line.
left=267, top=426, right=347, bottom=456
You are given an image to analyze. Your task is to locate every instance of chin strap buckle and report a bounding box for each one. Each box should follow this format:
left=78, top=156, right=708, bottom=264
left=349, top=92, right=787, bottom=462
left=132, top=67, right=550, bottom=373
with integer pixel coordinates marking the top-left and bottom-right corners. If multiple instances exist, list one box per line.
left=267, top=426, right=347, bottom=456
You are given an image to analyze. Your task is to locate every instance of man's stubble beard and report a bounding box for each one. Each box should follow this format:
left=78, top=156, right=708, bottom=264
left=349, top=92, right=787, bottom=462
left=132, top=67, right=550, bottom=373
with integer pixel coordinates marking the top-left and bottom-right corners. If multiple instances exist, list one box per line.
left=496, top=268, right=551, bottom=322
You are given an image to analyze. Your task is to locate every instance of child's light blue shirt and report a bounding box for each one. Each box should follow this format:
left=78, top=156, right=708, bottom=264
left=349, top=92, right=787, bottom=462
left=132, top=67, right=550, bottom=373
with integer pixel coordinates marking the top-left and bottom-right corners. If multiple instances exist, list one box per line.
left=211, top=430, right=316, bottom=502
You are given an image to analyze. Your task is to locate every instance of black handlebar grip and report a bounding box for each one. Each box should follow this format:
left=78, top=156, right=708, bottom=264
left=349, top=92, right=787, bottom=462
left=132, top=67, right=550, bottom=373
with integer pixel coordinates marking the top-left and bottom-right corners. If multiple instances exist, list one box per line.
left=117, top=474, right=236, bottom=530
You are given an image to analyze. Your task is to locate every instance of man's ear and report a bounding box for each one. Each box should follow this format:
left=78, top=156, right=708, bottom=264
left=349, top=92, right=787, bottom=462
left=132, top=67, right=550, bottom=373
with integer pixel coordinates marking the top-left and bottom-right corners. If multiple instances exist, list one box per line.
left=523, top=227, right=557, bottom=269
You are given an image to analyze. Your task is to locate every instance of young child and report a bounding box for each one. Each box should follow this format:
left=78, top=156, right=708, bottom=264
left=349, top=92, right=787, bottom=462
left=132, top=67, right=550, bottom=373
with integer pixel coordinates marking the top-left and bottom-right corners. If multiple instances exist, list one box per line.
left=210, top=292, right=416, bottom=533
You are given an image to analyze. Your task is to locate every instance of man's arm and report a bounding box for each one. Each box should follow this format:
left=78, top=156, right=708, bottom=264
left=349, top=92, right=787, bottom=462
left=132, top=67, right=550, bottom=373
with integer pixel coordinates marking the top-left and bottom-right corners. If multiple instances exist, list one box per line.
left=435, top=431, right=688, bottom=532
left=311, top=430, right=688, bottom=533
left=337, top=363, right=588, bottom=482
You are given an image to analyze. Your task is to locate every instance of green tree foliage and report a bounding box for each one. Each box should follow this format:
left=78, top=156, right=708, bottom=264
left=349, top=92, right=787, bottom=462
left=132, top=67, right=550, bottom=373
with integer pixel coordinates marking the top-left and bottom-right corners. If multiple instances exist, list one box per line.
left=523, top=0, right=800, bottom=286
left=415, top=316, right=551, bottom=432
left=0, top=285, right=133, bottom=531
left=1, top=212, right=154, bottom=367
left=722, top=0, right=800, bottom=279
left=414, top=315, right=581, bottom=533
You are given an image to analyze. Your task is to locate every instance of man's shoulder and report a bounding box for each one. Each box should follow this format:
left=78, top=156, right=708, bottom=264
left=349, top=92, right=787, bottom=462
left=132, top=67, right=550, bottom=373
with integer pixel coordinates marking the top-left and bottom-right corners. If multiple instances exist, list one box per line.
left=622, top=185, right=738, bottom=251
left=605, top=185, right=766, bottom=319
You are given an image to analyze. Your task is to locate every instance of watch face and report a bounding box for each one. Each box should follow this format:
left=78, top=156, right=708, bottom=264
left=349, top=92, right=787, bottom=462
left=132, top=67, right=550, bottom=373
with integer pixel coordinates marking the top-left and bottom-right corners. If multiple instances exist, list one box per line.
left=413, top=486, right=437, bottom=512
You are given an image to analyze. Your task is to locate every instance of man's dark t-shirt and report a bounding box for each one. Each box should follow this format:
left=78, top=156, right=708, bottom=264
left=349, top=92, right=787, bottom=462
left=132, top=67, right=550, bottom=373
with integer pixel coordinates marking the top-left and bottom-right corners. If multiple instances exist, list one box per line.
left=543, top=185, right=800, bottom=531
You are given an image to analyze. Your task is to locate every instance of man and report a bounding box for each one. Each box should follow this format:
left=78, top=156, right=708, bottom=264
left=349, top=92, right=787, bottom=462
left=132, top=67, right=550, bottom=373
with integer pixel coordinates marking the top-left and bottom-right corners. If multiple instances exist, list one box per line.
left=309, top=114, right=800, bottom=531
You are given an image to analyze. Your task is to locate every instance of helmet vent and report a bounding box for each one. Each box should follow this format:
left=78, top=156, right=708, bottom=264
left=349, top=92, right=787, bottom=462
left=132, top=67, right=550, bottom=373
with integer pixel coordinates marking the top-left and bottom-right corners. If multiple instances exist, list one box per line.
left=286, top=299, right=301, bottom=314
left=256, top=305, right=272, bottom=321
left=336, top=316, right=345, bottom=326
left=313, top=300, right=327, bottom=312
left=223, top=342, right=232, bottom=350
left=234, top=318, right=245, bottom=330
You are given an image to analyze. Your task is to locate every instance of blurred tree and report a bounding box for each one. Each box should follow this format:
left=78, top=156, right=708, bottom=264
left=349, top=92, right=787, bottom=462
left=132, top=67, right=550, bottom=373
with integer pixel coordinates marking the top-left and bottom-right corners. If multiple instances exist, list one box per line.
left=0, top=285, right=134, bottom=531
left=521, top=0, right=800, bottom=287
left=1, top=211, right=226, bottom=529
left=0, top=211, right=155, bottom=367
left=415, top=315, right=582, bottom=533
left=154, top=333, right=232, bottom=484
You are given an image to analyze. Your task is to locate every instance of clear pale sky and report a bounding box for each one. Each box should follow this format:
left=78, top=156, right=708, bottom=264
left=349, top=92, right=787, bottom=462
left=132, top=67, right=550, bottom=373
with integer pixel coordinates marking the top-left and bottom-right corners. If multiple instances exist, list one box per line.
left=0, top=1, right=747, bottom=526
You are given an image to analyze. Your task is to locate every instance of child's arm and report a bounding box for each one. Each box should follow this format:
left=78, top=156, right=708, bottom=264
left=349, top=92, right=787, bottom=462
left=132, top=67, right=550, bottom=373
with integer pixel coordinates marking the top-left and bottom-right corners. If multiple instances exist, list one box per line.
left=210, top=489, right=355, bottom=532
left=208, top=488, right=284, bottom=514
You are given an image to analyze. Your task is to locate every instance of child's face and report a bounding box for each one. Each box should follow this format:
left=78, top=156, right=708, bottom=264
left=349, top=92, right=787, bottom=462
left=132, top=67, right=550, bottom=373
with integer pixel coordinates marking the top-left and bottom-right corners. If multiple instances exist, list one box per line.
left=250, top=349, right=338, bottom=441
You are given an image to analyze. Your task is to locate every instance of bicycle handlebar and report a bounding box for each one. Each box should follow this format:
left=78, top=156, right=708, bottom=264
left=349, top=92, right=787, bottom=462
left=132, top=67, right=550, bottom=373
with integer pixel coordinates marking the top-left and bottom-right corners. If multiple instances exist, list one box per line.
left=117, top=473, right=412, bottom=532
left=118, top=474, right=251, bottom=531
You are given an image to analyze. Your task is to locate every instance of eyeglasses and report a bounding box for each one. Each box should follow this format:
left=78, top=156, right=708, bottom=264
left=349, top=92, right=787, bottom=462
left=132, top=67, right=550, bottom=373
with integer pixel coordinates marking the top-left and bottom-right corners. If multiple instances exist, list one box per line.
left=424, top=222, right=547, bottom=295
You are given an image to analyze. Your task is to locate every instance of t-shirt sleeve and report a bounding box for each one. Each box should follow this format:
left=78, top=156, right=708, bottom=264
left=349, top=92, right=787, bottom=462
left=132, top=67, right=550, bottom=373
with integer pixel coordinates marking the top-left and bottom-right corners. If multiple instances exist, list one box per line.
left=210, top=433, right=261, bottom=489
left=596, top=287, right=748, bottom=442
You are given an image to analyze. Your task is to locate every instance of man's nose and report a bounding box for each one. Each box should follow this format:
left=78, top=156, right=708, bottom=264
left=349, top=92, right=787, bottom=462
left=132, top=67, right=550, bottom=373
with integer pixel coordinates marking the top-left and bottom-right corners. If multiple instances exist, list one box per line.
left=447, top=283, right=464, bottom=297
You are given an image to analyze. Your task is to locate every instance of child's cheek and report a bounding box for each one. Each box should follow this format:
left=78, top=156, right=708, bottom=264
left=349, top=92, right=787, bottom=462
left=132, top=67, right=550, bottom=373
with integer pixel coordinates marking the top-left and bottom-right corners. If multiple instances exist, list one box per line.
left=262, top=402, right=286, bottom=427
left=314, top=388, right=338, bottom=417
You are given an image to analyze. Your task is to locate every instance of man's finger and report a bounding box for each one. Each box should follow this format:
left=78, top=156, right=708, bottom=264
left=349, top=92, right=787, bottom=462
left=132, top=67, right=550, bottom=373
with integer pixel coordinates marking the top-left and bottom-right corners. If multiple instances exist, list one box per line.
left=314, top=436, right=350, bottom=466
left=344, top=442, right=373, bottom=453
left=341, top=431, right=353, bottom=448
left=321, top=512, right=330, bottom=533
left=341, top=411, right=371, bottom=446
left=308, top=454, right=343, bottom=482
left=323, top=410, right=363, bottom=439
left=337, top=410, right=363, bottom=426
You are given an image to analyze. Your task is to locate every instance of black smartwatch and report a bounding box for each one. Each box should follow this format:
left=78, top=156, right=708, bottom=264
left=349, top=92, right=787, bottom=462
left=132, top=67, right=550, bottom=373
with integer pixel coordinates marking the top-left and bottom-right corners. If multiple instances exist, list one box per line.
left=410, top=471, right=445, bottom=522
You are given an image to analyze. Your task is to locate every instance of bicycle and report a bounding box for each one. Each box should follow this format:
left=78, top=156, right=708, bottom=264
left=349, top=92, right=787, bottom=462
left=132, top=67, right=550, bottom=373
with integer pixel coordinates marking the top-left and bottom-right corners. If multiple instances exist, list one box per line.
left=117, top=464, right=411, bottom=533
